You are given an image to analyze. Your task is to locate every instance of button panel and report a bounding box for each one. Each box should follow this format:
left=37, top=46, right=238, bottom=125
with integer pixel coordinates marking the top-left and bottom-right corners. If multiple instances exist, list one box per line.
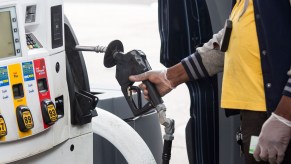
left=0, top=58, right=59, bottom=142
left=26, top=33, right=42, bottom=49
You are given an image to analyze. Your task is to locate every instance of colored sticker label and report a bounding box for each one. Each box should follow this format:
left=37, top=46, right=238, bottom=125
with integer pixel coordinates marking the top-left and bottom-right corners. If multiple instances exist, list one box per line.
left=22, top=62, right=35, bottom=82
left=22, top=111, right=33, bottom=129
left=34, top=59, right=51, bottom=129
left=9, top=63, right=32, bottom=137
left=47, top=104, right=58, bottom=122
left=0, top=66, right=9, bottom=87
left=0, top=117, right=7, bottom=137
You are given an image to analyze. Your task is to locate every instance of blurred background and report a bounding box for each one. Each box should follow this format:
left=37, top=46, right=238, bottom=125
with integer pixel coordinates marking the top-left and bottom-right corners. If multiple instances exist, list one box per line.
left=64, top=0, right=190, bottom=163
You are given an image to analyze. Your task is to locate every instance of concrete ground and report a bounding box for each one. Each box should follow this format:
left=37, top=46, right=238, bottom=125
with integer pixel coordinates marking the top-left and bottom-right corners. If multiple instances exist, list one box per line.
left=64, top=1, right=190, bottom=164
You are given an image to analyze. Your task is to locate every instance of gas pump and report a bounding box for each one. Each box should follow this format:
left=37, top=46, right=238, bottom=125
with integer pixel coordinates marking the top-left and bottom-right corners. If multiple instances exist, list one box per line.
left=0, top=0, right=161, bottom=163
left=0, top=0, right=97, bottom=163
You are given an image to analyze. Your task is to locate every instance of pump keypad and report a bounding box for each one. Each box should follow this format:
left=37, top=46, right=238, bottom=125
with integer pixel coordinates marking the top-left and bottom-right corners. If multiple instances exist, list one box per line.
left=16, top=106, right=34, bottom=132
left=26, top=33, right=42, bottom=49
left=0, top=115, right=7, bottom=137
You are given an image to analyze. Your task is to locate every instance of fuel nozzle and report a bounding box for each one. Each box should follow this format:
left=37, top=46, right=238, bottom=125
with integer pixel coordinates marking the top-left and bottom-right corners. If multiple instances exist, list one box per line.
left=75, top=40, right=164, bottom=116
left=75, top=40, right=158, bottom=116
left=75, top=40, right=175, bottom=163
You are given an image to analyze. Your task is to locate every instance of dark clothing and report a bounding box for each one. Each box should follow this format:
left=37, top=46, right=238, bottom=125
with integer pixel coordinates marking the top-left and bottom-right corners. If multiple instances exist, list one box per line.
left=253, top=0, right=291, bottom=113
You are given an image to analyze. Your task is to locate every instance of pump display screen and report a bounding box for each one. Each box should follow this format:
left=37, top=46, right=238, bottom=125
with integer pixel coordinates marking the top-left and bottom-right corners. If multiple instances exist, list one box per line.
left=0, top=11, right=15, bottom=58
left=0, top=7, right=21, bottom=59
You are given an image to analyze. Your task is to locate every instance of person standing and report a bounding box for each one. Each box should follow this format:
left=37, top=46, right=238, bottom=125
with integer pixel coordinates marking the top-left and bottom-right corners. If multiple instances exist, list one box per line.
left=130, top=0, right=291, bottom=163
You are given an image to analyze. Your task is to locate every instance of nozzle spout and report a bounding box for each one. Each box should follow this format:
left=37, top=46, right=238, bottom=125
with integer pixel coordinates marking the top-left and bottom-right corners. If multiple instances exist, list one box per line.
left=75, top=45, right=107, bottom=53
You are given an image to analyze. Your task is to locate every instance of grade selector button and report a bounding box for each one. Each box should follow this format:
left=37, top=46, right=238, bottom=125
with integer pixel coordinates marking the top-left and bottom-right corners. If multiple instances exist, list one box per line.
left=0, top=114, right=7, bottom=137
left=16, top=106, right=34, bottom=132
left=41, top=99, right=58, bottom=125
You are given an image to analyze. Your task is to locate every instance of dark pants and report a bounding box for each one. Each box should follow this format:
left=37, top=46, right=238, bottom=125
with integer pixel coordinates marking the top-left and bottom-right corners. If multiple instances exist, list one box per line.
left=240, top=110, right=291, bottom=164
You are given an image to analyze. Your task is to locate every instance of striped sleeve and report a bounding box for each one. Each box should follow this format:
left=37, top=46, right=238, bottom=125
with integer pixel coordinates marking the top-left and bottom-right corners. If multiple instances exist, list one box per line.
left=181, top=29, right=225, bottom=80
left=283, top=68, right=291, bottom=97
left=181, top=52, right=209, bottom=80
left=181, top=49, right=224, bottom=80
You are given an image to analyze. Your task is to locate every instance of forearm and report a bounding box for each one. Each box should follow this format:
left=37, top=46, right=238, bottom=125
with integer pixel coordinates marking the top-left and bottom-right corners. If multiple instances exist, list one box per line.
left=166, top=63, right=189, bottom=88
left=275, top=68, right=291, bottom=121
left=274, top=96, right=291, bottom=121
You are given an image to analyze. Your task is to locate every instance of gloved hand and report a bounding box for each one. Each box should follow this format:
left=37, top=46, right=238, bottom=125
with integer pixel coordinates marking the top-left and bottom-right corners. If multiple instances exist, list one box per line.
left=254, top=113, right=291, bottom=164
left=129, top=70, right=174, bottom=100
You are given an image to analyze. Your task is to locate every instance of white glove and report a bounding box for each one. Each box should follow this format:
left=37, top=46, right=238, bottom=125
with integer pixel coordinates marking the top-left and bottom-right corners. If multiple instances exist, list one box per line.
left=253, top=113, right=291, bottom=164
left=129, top=70, right=174, bottom=99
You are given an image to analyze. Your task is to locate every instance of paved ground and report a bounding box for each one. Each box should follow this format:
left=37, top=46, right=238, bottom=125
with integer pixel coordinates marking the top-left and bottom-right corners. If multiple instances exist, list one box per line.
left=64, top=1, right=190, bottom=164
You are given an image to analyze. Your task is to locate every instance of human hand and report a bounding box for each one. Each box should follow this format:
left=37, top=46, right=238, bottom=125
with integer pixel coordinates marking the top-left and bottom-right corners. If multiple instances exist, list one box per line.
left=253, top=113, right=291, bottom=164
left=129, top=70, right=174, bottom=100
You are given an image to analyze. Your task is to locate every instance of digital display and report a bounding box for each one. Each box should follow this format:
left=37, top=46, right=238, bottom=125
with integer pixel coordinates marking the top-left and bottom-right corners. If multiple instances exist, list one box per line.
left=0, top=11, right=15, bottom=58
left=12, top=83, right=24, bottom=99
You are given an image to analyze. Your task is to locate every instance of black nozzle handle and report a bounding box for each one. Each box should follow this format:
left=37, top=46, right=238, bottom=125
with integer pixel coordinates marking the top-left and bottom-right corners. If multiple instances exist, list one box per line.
left=121, top=86, right=153, bottom=116
left=143, top=80, right=163, bottom=106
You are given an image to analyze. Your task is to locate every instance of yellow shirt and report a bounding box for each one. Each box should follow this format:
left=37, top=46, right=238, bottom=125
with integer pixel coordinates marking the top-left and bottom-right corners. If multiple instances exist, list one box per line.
left=221, top=0, right=266, bottom=111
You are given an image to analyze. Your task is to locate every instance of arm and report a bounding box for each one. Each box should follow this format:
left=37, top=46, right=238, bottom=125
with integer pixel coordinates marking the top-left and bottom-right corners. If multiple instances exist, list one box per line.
left=181, top=28, right=225, bottom=80
left=254, top=71, right=291, bottom=164
left=129, top=29, right=225, bottom=98
left=276, top=68, right=291, bottom=120
left=166, top=63, right=189, bottom=88
left=274, top=96, right=291, bottom=121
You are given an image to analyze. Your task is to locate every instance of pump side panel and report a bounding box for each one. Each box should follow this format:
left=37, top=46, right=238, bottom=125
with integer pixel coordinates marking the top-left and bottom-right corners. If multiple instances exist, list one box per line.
left=0, top=0, right=92, bottom=163
left=13, top=133, right=93, bottom=164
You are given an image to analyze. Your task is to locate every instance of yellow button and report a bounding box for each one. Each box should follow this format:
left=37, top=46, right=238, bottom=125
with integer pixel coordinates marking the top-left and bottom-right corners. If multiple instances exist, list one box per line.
left=47, top=104, right=58, bottom=122
left=0, top=116, right=7, bottom=137
left=22, top=110, right=34, bottom=129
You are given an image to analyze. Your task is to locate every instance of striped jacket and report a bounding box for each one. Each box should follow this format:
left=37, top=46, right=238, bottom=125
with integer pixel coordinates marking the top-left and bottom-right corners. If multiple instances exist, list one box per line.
left=181, top=1, right=291, bottom=113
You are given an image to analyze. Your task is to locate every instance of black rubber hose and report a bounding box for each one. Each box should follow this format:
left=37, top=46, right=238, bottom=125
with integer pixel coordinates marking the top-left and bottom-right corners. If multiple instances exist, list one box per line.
left=162, top=140, right=173, bottom=164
